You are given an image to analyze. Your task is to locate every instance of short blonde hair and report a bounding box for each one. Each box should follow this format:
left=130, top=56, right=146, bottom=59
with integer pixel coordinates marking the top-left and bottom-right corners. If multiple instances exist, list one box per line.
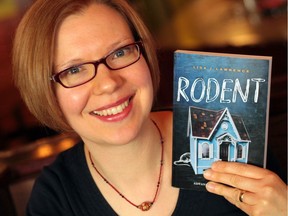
left=13, top=0, right=160, bottom=131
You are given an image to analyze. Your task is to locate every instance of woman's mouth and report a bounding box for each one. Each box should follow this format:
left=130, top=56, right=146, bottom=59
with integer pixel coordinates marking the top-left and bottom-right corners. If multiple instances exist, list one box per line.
left=92, top=98, right=130, bottom=117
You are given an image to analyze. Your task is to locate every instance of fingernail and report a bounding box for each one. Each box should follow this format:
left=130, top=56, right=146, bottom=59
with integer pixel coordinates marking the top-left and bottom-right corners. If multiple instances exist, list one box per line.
left=206, top=182, right=216, bottom=192
left=203, top=169, right=212, bottom=178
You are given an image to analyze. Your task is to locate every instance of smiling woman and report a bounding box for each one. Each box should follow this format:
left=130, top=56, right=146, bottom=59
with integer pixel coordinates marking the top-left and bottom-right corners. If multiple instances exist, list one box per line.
left=12, top=0, right=287, bottom=215
left=13, top=0, right=160, bottom=132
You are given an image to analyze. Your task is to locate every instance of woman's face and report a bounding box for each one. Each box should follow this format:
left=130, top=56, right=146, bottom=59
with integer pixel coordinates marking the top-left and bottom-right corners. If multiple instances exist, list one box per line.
left=54, top=4, right=154, bottom=146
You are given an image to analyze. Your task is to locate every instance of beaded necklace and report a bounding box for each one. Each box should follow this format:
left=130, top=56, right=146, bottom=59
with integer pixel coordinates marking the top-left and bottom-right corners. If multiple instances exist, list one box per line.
left=88, top=120, right=164, bottom=211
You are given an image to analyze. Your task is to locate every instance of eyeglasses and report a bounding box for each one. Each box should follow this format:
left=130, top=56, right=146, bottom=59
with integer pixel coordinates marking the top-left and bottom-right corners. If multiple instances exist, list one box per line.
left=50, top=41, right=143, bottom=88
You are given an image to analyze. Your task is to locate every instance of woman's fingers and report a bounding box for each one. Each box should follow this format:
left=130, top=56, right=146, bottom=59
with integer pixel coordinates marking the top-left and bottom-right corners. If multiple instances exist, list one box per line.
left=206, top=181, right=257, bottom=205
left=204, top=168, right=259, bottom=193
left=204, top=161, right=288, bottom=216
left=210, top=161, right=270, bottom=179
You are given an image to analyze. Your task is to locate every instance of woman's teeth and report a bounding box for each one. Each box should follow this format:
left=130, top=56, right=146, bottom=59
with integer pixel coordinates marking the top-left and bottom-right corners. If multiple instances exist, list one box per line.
left=93, top=100, right=129, bottom=116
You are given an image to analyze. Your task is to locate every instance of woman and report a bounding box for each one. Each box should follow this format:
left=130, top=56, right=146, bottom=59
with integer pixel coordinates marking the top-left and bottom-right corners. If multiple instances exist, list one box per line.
left=13, top=0, right=287, bottom=215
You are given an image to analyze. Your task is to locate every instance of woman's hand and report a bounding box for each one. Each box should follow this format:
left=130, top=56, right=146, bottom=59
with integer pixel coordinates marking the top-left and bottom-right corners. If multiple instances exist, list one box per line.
left=203, top=161, right=287, bottom=216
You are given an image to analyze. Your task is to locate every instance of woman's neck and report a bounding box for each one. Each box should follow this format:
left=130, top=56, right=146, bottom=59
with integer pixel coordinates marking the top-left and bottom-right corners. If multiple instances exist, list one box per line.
left=83, top=111, right=178, bottom=215
left=84, top=118, right=163, bottom=182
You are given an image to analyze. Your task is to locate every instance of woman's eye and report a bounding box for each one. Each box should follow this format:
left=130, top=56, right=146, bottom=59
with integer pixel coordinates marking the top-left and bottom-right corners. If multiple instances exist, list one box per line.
left=114, top=49, right=125, bottom=58
left=113, top=47, right=131, bottom=59
left=68, top=66, right=81, bottom=74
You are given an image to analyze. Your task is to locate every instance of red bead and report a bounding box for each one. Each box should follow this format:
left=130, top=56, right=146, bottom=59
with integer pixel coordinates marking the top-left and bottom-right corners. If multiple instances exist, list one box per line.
left=138, top=202, right=153, bottom=211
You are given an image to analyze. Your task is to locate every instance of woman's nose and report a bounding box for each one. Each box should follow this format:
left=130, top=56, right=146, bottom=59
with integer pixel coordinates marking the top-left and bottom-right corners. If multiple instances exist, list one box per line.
left=90, top=64, right=124, bottom=95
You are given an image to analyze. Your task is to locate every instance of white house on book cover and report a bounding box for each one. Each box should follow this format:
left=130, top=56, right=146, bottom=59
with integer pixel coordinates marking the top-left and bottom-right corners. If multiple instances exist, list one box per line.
left=187, top=106, right=251, bottom=174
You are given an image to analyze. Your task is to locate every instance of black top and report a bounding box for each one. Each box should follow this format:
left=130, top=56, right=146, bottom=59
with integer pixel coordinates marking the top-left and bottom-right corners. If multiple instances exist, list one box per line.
left=27, top=142, right=247, bottom=216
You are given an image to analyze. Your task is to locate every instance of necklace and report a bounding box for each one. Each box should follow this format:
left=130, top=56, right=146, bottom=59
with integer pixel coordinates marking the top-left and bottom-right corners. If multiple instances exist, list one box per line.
left=88, top=120, right=164, bottom=211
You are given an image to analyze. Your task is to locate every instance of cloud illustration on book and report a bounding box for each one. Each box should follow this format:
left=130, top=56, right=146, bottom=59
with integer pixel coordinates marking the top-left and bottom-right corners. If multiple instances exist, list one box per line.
left=174, top=152, right=191, bottom=167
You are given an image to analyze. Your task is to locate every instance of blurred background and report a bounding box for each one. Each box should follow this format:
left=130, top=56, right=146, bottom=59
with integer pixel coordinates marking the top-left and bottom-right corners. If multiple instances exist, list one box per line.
left=0, top=0, right=287, bottom=215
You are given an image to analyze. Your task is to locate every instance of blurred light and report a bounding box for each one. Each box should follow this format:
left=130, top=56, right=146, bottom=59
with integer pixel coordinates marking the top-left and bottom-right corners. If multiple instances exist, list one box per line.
left=58, top=138, right=76, bottom=151
left=228, top=34, right=261, bottom=46
left=0, top=0, right=18, bottom=20
left=34, top=144, right=53, bottom=158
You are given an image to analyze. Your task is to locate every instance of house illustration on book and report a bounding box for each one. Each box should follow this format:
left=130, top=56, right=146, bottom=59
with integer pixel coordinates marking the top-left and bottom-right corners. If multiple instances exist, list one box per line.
left=187, top=106, right=251, bottom=174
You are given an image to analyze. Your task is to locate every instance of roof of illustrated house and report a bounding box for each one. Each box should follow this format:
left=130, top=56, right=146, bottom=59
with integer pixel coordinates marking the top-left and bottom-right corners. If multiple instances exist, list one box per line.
left=188, top=106, right=250, bottom=140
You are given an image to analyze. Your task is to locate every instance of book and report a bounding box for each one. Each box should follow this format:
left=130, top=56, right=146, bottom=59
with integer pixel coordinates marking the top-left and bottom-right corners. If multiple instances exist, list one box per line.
left=172, top=50, right=272, bottom=191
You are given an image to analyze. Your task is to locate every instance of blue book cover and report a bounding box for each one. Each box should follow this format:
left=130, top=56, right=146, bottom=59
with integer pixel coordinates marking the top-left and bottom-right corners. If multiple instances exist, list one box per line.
left=172, top=50, right=272, bottom=190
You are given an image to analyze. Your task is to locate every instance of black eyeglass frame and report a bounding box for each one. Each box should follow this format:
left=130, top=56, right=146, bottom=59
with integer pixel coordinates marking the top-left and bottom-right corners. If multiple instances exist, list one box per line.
left=50, top=41, right=143, bottom=88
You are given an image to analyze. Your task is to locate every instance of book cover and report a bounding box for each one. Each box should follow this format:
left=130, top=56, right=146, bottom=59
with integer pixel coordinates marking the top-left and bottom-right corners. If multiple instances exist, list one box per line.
left=172, top=50, right=272, bottom=190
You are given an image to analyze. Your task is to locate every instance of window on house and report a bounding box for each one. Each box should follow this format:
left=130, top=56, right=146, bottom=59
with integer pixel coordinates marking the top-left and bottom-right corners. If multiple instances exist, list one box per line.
left=237, top=145, right=243, bottom=158
left=199, top=142, right=213, bottom=159
left=202, top=143, right=209, bottom=158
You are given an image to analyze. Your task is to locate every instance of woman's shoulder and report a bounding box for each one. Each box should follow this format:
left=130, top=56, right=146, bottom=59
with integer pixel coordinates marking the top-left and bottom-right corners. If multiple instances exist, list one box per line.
left=32, top=142, right=85, bottom=187
left=27, top=142, right=87, bottom=214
